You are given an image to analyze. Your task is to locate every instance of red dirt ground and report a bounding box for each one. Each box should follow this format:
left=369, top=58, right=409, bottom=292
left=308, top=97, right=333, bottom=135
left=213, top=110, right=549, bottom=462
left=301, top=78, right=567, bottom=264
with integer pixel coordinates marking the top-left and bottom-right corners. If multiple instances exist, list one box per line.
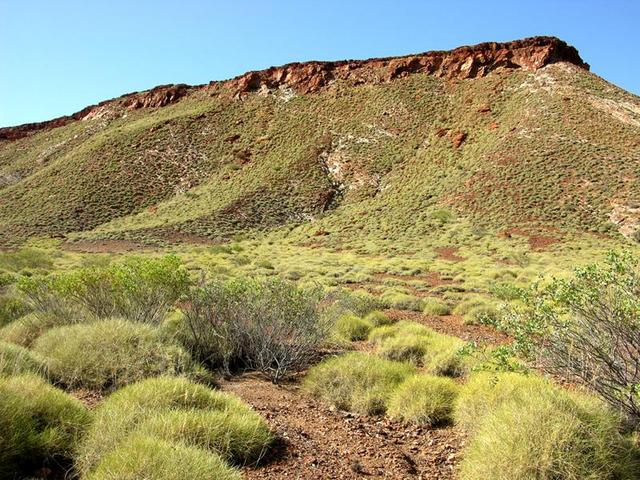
left=224, top=374, right=465, bottom=480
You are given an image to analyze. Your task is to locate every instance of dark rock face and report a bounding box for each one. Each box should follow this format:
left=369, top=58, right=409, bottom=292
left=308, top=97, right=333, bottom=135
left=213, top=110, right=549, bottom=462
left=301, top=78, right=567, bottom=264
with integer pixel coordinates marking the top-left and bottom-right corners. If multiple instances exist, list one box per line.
left=0, top=36, right=588, bottom=141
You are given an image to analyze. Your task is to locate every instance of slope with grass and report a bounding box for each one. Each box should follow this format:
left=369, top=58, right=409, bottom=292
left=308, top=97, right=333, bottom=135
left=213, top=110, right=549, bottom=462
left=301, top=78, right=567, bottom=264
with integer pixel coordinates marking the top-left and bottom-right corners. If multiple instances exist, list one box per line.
left=1, top=37, right=639, bottom=248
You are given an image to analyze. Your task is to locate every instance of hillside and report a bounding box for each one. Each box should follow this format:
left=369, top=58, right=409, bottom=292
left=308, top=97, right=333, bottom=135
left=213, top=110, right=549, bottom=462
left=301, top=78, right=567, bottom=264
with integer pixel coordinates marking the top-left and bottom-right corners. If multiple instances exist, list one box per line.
left=1, top=36, right=639, bottom=248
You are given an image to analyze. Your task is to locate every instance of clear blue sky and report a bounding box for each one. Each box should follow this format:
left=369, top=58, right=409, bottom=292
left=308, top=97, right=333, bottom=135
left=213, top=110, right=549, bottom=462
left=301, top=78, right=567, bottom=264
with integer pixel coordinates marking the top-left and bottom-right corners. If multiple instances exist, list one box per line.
left=1, top=0, right=639, bottom=127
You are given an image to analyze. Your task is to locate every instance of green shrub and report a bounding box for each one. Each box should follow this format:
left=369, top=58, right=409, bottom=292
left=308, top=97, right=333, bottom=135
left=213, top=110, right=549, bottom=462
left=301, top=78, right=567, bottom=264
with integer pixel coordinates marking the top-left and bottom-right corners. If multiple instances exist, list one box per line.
left=454, top=372, right=551, bottom=432
left=422, top=297, right=452, bottom=316
left=19, top=255, right=190, bottom=325
left=423, top=333, right=472, bottom=377
left=0, top=294, right=30, bottom=327
left=0, top=341, right=46, bottom=376
left=333, top=314, right=373, bottom=341
left=0, top=374, right=91, bottom=478
left=330, top=290, right=387, bottom=317
left=458, top=386, right=639, bottom=479
left=0, top=312, right=74, bottom=347
left=387, top=375, right=459, bottom=426
left=382, top=292, right=424, bottom=311
left=462, top=304, right=499, bottom=325
left=33, top=319, right=194, bottom=390
left=378, top=334, right=432, bottom=364
left=86, top=435, right=240, bottom=480
left=78, top=376, right=271, bottom=475
left=0, top=248, right=53, bottom=273
left=304, top=352, right=415, bottom=415
left=364, top=310, right=394, bottom=327
left=134, top=408, right=273, bottom=464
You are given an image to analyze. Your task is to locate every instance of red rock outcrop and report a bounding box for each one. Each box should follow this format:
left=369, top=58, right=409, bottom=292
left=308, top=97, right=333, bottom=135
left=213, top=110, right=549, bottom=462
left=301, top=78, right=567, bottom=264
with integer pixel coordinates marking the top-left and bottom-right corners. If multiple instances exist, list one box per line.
left=0, top=36, right=588, bottom=141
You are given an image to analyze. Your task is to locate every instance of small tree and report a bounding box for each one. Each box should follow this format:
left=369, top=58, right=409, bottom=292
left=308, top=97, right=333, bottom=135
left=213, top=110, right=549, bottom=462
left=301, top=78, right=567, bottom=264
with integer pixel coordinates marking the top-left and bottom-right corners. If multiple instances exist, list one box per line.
left=499, top=251, right=640, bottom=427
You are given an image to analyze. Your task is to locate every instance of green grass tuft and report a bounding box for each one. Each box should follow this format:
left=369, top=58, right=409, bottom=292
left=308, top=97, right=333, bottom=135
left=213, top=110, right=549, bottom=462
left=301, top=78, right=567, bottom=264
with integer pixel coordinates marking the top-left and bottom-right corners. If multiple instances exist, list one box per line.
left=387, top=374, right=459, bottom=426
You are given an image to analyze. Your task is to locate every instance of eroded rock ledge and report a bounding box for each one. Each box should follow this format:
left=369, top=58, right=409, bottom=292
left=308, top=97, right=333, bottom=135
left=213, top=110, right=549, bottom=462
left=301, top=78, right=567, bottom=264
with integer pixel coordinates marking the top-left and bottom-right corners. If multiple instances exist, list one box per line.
left=0, top=36, right=587, bottom=141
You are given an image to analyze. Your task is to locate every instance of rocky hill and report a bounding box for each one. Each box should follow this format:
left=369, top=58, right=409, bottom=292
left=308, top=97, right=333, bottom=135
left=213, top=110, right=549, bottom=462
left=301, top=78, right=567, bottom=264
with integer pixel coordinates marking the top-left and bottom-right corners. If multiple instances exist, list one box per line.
left=1, top=36, right=639, bottom=247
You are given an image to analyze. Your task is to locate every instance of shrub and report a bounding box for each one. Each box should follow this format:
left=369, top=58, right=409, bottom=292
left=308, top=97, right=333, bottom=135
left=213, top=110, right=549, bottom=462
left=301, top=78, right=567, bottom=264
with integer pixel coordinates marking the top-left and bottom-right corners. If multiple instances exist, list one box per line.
left=0, top=311, right=75, bottom=347
left=422, top=297, right=451, bottom=316
left=19, top=255, right=190, bottom=325
left=364, top=310, right=394, bottom=327
left=333, top=314, right=373, bottom=341
left=387, top=375, right=459, bottom=426
left=0, top=248, right=53, bottom=273
left=423, top=333, right=473, bottom=377
left=462, top=304, right=499, bottom=325
left=497, top=251, right=640, bottom=426
left=86, top=435, right=240, bottom=480
left=0, top=294, right=30, bottom=327
left=0, top=341, right=46, bottom=376
left=304, top=352, right=415, bottom=415
left=378, top=334, right=432, bottom=364
left=184, top=278, right=331, bottom=383
left=329, top=290, right=387, bottom=317
left=0, top=374, right=91, bottom=478
left=78, top=377, right=271, bottom=475
left=458, top=386, right=639, bottom=480
left=382, top=292, right=424, bottom=311
left=454, top=371, right=554, bottom=432
left=33, top=318, right=194, bottom=390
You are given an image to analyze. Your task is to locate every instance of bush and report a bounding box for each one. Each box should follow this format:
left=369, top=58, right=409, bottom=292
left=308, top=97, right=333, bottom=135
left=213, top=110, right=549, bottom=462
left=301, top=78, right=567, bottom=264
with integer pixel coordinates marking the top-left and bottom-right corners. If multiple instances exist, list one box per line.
left=497, top=251, right=640, bottom=426
left=0, top=311, right=75, bottom=347
left=86, top=435, right=240, bottom=480
left=382, top=292, right=424, bottom=311
left=0, top=248, right=53, bottom=273
left=19, top=255, right=190, bottom=325
left=422, top=297, right=452, bottom=316
left=387, top=375, right=459, bottom=426
left=304, top=352, right=415, bottom=415
left=0, top=341, right=46, bottom=376
left=0, top=294, right=30, bottom=327
left=78, top=377, right=271, bottom=475
left=378, top=334, right=432, bottom=364
left=423, top=333, right=472, bottom=377
left=462, top=304, right=499, bottom=325
left=0, top=374, right=91, bottom=478
left=458, top=385, right=639, bottom=480
left=184, top=278, right=331, bottom=383
left=333, top=314, right=373, bottom=341
left=33, top=318, right=194, bottom=390
left=329, top=290, right=387, bottom=317
left=364, top=310, right=393, bottom=327
left=454, top=371, right=554, bottom=432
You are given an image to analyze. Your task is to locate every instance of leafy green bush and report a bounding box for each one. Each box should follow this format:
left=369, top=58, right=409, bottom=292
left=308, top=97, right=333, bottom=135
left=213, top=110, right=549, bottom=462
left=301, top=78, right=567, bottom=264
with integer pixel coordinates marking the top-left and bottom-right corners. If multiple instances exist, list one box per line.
left=333, top=314, right=373, bottom=341
left=19, top=255, right=190, bottom=324
left=304, top=352, right=415, bottom=415
left=184, top=277, right=330, bottom=382
left=33, top=319, right=194, bottom=390
left=0, top=341, right=46, bottom=376
left=364, top=310, right=394, bottom=327
left=0, top=374, right=91, bottom=478
left=86, top=435, right=240, bottom=480
left=78, top=377, right=271, bottom=476
left=422, top=297, right=451, bottom=316
left=497, top=251, right=640, bottom=425
left=458, top=385, right=639, bottom=479
left=387, top=375, right=459, bottom=425
left=0, top=311, right=74, bottom=347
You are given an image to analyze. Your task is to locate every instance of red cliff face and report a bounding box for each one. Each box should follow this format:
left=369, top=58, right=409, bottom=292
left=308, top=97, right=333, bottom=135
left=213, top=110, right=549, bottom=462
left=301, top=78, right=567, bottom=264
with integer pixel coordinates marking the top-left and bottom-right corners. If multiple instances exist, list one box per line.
left=0, top=36, right=588, bottom=141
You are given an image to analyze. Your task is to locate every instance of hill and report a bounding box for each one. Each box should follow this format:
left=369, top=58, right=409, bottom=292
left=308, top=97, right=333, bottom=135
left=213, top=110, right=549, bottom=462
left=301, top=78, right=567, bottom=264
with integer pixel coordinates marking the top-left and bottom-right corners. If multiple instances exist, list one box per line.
left=1, top=36, right=639, bottom=248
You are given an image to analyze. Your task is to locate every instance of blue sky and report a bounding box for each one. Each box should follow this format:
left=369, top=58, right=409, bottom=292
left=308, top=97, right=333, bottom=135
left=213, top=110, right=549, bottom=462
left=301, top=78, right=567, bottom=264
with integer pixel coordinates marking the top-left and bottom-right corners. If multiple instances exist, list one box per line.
left=1, top=0, right=639, bottom=127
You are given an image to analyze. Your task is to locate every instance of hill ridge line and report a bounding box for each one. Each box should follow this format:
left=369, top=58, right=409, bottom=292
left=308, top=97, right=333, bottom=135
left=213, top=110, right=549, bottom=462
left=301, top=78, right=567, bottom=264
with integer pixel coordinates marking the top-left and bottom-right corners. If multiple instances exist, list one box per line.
left=0, top=36, right=587, bottom=140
